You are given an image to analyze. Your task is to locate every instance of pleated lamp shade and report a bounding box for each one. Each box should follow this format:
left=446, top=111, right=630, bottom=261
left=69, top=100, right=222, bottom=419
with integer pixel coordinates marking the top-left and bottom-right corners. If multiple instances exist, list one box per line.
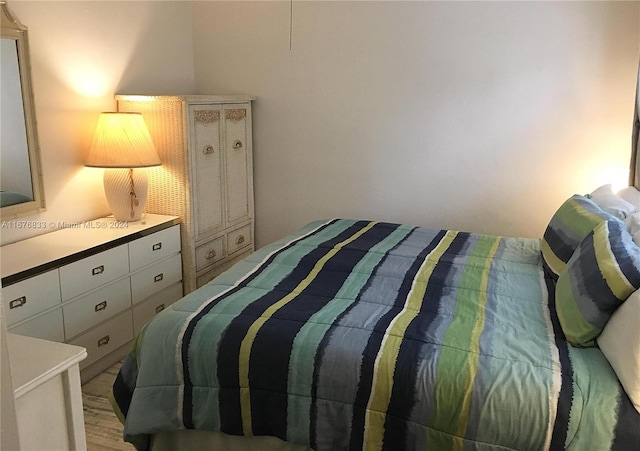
left=85, top=112, right=161, bottom=221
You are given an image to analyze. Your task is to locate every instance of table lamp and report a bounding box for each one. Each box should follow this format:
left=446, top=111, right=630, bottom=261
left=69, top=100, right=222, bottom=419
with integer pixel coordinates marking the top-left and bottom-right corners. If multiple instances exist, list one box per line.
left=85, top=112, right=161, bottom=221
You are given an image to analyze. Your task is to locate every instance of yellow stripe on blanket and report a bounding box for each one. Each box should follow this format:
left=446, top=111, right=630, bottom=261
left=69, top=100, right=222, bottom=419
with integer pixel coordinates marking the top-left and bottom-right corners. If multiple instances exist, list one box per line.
left=363, top=230, right=459, bottom=450
left=238, top=221, right=377, bottom=436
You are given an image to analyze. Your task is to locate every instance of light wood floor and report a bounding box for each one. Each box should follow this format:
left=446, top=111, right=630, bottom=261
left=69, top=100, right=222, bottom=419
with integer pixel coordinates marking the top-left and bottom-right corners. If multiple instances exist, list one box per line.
left=82, top=362, right=135, bottom=451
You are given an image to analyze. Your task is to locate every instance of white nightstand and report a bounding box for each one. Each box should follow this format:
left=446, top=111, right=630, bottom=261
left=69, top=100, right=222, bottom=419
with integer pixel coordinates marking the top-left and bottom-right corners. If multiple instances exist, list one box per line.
left=8, top=333, right=87, bottom=450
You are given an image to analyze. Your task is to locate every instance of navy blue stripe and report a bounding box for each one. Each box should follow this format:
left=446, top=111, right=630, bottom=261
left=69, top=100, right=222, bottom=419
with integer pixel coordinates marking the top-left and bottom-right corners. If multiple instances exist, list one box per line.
left=307, top=226, right=419, bottom=449
left=214, top=221, right=381, bottom=435
left=247, top=222, right=401, bottom=438
left=611, top=388, right=640, bottom=450
left=545, top=274, right=574, bottom=449
left=180, top=219, right=339, bottom=430
left=349, top=229, right=449, bottom=450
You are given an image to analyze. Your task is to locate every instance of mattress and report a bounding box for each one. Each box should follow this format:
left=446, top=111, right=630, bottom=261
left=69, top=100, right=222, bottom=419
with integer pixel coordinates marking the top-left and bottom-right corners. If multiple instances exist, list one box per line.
left=112, top=219, right=640, bottom=450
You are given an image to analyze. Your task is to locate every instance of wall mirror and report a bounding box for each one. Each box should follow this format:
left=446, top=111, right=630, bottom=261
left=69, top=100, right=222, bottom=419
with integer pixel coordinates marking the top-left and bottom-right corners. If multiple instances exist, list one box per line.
left=0, top=1, right=46, bottom=220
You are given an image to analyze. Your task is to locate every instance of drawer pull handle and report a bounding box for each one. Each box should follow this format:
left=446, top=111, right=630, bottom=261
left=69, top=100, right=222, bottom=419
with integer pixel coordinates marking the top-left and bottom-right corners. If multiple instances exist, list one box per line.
left=92, top=265, right=105, bottom=276
left=154, top=273, right=164, bottom=283
left=95, top=300, right=108, bottom=312
left=97, top=335, right=110, bottom=347
left=155, top=304, right=166, bottom=313
left=232, top=140, right=243, bottom=149
left=203, top=145, right=214, bottom=155
left=235, top=235, right=245, bottom=245
left=152, top=242, right=162, bottom=251
left=9, top=296, right=26, bottom=309
left=206, top=249, right=217, bottom=259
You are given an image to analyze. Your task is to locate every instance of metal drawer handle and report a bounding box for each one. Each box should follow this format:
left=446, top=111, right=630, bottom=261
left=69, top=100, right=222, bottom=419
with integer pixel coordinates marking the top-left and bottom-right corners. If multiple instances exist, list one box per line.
left=235, top=235, right=245, bottom=245
left=203, top=145, right=214, bottom=155
left=155, top=304, right=166, bottom=313
left=9, top=296, right=26, bottom=309
left=232, top=140, right=243, bottom=149
left=206, top=249, right=217, bottom=259
left=95, top=300, right=108, bottom=312
left=92, top=265, right=105, bottom=275
left=152, top=242, right=162, bottom=251
left=154, top=273, right=164, bottom=283
left=97, top=335, right=110, bottom=347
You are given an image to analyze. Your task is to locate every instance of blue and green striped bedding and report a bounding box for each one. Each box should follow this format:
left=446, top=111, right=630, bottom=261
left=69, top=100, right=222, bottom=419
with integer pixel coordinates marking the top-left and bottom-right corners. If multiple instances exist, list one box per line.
left=112, top=219, right=640, bottom=450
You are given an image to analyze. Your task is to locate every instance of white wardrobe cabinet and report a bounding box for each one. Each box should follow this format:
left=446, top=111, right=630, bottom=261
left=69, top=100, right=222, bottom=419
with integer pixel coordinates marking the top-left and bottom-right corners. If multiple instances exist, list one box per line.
left=116, top=95, right=255, bottom=293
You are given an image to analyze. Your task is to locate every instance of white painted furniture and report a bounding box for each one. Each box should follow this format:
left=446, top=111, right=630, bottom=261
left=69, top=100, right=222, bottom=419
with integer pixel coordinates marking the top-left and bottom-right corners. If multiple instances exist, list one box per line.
left=8, top=333, right=87, bottom=450
left=1, top=214, right=183, bottom=381
left=116, top=95, right=255, bottom=293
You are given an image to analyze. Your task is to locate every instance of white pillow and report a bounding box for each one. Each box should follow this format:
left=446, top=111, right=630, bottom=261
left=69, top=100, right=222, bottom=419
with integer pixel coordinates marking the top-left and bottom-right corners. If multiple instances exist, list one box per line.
left=625, top=212, right=640, bottom=246
left=590, top=184, right=636, bottom=219
left=597, top=290, right=640, bottom=414
left=618, top=185, right=640, bottom=211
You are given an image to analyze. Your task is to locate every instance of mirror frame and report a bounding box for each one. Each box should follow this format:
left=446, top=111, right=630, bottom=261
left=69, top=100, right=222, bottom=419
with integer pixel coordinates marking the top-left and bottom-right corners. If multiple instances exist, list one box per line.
left=1, top=1, right=46, bottom=219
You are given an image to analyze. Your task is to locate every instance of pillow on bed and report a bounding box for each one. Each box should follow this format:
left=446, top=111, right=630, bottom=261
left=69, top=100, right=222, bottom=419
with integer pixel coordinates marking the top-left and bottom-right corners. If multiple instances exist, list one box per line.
left=597, top=289, right=640, bottom=414
left=590, top=184, right=636, bottom=219
left=541, top=194, right=620, bottom=279
left=618, top=185, right=640, bottom=211
left=556, top=220, right=640, bottom=347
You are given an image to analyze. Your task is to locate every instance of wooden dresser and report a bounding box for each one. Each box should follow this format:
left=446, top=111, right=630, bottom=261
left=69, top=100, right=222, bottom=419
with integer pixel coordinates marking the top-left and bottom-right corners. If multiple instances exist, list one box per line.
left=116, top=95, right=255, bottom=293
left=1, top=213, right=183, bottom=381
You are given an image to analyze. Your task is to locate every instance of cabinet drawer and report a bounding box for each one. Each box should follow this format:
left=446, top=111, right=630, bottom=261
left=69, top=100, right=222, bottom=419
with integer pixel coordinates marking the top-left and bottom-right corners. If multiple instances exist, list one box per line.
left=3, top=270, right=61, bottom=326
left=62, top=278, right=132, bottom=340
left=60, top=244, right=129, bottom=301
left=129, top=225, right=181, bottom=271
left=8, top=309, right=64, bottom=342
left=130, top=254, right=182, bottom=305
left=196, top=248, right=253, bottom=289
left=69, top=312, right=133, bottom=369
left=133, top=282, right=183, bottom=334
left=195, top=236, right=225, bottom=271
left=227, top=224, right=252, bottom=255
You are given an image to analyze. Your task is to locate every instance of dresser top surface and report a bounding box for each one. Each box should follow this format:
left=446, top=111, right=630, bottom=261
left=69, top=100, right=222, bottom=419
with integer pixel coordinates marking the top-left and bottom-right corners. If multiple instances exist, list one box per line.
left=1, top=213, right=179, bottom=283
left=116, top=94, right=255, bottom=103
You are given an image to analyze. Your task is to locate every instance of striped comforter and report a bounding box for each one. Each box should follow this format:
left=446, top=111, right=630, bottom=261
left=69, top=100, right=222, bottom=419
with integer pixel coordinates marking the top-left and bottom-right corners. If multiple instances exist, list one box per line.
left=112, top=219, right=640, bottom=450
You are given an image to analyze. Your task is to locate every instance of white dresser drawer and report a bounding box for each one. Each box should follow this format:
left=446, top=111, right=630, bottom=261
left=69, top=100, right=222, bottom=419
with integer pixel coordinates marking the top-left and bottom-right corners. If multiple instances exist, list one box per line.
left=195, top=235, right=225, bottom=271
left=3, top=270, right=61, bottom=326
left=60, top=244, right=129, bottom=301
left=8, top=309, right=65, bottom=342
left=132, top=282, right=183, bottom=334
left=69, top=312, right=133, bottom=369
left=62, top=278, right=132, bottom=340
left=227, top=224, right=252, bottom=255
left=129, top=225, right=181, bottom=271
left=130, top=253, right=182, bottom=305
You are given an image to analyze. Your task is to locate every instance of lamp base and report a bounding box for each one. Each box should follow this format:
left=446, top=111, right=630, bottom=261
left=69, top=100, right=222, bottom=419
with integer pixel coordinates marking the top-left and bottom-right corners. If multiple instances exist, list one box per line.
left=103, top=168, right=148, bottom=221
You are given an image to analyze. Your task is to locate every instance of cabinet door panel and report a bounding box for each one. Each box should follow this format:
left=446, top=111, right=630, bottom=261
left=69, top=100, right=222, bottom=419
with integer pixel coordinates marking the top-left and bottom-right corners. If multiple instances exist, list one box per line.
left=190, top=105, right=224, bottom=239
left=224, top=105, right=252, bottom=225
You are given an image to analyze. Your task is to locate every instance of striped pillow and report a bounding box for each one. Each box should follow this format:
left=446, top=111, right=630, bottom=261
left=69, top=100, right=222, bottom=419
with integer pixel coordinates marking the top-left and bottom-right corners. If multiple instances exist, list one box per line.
left=555, top=220, right=640, bottom=347
left=541, top=195, right=619, bottom=279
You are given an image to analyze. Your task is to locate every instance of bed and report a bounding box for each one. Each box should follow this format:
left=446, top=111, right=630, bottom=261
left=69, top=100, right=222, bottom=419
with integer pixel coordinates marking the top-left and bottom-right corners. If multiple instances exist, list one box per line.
left=111, top=72, right=640, bottom=450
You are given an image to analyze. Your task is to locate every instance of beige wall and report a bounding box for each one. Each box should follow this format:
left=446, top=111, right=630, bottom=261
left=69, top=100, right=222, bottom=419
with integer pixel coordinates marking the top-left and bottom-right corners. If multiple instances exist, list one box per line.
left=192, top=1, right=640, bottom=247
left=1, top=1, right=638, bottom=249
left=1, top=1, right=195, bottom=245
